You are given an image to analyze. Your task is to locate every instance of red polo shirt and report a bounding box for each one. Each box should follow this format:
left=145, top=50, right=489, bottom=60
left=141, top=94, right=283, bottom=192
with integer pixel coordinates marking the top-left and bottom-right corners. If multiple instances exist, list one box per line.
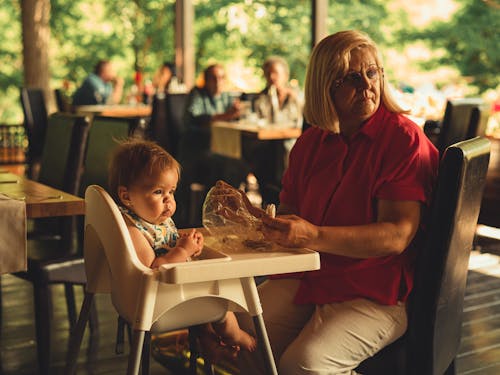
left=278, top=105, right=439, bottom=305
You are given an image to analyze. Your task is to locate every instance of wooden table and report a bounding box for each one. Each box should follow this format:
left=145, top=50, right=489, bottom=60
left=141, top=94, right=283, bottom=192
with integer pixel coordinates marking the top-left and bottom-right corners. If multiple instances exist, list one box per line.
left=74, top=104, right=152, bottom=118
left=211, top=120, right=302, bottom=159
left=0, top=173, right=85, bottom=218
left=0, top=173, right=85, bottom=274
left=212, top=120, right=302, bottom=140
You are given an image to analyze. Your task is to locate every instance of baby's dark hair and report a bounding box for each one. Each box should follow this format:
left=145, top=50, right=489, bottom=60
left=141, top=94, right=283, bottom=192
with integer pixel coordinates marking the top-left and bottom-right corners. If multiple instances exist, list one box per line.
left=108, top=139, right=180, bottom=204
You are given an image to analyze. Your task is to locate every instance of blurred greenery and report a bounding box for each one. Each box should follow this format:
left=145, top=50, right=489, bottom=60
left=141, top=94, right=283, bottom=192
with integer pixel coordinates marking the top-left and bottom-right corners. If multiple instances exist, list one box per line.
left=0, top=0, right=498, bottom=124
left=398, top=0, right=500, bottom=92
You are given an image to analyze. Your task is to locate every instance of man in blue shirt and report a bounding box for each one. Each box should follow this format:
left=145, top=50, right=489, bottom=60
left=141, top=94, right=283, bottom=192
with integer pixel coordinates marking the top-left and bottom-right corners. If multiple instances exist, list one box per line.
left=72, top=60, right=124, bottom=105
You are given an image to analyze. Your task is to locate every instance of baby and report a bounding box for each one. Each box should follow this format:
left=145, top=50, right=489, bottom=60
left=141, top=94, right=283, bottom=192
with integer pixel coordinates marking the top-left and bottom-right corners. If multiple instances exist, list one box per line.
left=108, top=139, right=256, bottom=361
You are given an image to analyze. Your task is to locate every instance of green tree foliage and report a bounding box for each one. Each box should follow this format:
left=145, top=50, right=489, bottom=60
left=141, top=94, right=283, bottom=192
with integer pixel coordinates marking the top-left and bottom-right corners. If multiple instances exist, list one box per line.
left=400, top=0, right=500, bottom=92
left=1, top=0, right=497, bottom=124
left=0, top=3, right=23, bottom=122
left=194, top=0, right=312, bottom=87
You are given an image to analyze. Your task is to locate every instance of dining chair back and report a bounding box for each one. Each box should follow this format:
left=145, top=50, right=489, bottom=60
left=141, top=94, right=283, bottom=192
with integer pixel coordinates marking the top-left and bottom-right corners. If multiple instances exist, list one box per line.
left=355, top=136, right=491, bottom=375
left=54, top=88, right=72, bottom=113
left=149, top=94, right=173, bottom=154
left=436, top=98, right=489, bottom=155
left=9, top=112, right=95, bottom=375
left=34, top=113, right=90, bottom=239
left=79, top=116, right=141, bottom=196
left=66, top=185, right=280, bottom=375
left=166, top=93, right=189, bottom=157
left=20, top=87, right=49, bottom=178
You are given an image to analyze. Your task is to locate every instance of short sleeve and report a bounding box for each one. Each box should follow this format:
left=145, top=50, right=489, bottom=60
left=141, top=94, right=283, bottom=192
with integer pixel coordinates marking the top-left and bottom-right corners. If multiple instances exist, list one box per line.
left=375, top=127, right=438, bottom=205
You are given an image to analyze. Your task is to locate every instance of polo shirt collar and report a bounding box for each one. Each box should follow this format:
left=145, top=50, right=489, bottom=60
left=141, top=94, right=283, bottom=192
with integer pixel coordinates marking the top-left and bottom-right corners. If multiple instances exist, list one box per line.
left=319, top=104, right=387, bottom=143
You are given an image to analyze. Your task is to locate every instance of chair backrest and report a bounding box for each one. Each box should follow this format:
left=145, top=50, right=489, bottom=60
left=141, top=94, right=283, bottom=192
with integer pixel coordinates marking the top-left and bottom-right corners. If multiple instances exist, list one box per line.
left=35, top=113, right=91, bottom=240
left=437, top=98, right=488, bottom=154
left=149, top=94, right=173, bottom=153
left=54, top=88, right=72, bottom=113
left=407, top=136, right=490, bottom=375
left=166, top=93, right=189, bottom=157
left=84, top=185, right=153, bottom=324
left=79, top=116, right=139, bottom=196
left=38, top=113, right=91, bottom=195
left=20, top=88, right=49, bottom=166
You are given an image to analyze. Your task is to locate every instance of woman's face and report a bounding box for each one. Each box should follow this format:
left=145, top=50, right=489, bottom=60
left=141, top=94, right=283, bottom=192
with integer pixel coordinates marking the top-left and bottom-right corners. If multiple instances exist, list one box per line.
left=120, top=169, right=178, bottom=225
left=332, top=48, right=382, bottom=131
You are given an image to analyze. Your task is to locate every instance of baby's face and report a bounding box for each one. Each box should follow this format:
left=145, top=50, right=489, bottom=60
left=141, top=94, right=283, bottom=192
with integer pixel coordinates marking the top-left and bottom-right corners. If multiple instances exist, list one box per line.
left=123, top=169, right=178, bottom=225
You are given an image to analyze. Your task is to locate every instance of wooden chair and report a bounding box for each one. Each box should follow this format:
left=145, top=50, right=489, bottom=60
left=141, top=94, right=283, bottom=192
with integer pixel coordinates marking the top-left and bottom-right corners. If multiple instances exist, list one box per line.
left=8, top=113, right=97, bottom=375
left=20, top=87, right=49, bottom=179
left=355, top=136, right=491, bottom=375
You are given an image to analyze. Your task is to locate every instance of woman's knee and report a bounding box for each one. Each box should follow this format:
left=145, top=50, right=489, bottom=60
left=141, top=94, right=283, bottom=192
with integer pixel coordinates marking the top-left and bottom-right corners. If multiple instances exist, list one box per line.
left=278, top=341, right=327, bottom=375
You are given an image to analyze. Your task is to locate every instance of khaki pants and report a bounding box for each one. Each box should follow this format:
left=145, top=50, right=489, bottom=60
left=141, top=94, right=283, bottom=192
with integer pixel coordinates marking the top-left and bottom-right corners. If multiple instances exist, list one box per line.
left=237, top=279, right=407, bottom=375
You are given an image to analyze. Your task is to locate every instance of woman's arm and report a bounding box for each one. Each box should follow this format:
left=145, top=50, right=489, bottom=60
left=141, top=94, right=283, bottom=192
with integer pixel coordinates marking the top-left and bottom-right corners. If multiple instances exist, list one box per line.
left=262, top=199, right=421, bottom=258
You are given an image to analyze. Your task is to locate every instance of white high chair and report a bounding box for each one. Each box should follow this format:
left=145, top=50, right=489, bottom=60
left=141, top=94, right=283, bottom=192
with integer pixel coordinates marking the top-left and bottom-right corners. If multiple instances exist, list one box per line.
left=65, top=185, right=320, bottom=375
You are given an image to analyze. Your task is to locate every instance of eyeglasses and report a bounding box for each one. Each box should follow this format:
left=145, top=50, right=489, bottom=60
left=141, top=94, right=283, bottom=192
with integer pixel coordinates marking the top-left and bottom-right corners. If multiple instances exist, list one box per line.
left=333, top=65, right=383, bottom=89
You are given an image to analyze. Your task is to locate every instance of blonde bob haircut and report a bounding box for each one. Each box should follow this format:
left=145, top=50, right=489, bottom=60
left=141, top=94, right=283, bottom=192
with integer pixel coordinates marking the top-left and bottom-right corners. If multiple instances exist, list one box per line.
left=303, top=30, right=408, bottom=133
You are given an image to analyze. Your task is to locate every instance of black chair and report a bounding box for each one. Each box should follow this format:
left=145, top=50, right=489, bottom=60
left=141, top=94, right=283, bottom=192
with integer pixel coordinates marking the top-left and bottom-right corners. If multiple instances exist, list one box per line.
left=166, top=93, right=189, bottom=158
left=149, top=94, right=175, bottom=155
left=9, top=113, right=97, bottom=375
left=20, top=87, right=49, bottom=179
left=424, top=98, right=489, bottom=155
left=355, top=136, right=491, bottom=375
left=54, top=88, right=73, bottom=113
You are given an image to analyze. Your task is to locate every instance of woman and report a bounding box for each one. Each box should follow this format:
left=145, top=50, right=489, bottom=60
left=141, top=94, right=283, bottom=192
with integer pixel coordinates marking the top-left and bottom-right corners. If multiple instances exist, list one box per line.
left=238, top=30, right=439, bottom=374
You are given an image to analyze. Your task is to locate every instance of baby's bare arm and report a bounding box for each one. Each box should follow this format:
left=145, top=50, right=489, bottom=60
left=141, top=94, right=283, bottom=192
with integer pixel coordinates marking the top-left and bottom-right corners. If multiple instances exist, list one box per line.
left=152, top=230, right=204, bottom=267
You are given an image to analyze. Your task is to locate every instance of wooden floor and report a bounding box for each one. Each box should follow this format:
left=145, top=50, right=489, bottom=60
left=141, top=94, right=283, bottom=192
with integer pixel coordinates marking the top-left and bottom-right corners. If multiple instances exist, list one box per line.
left=1, top=242, right=500, bottom=375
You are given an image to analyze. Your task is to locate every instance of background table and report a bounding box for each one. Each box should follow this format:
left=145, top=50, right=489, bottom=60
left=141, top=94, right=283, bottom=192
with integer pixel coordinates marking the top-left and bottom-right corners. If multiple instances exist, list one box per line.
left=211, top=120, right=301, bottom=159
left=74, top=104, right=152, bottom=118
left=0, top=173, right=84, bottom=218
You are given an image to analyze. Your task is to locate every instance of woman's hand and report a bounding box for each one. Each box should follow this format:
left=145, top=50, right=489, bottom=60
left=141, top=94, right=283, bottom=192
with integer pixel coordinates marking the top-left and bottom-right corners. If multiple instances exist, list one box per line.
left=261, top=214, right=319, bottom=248
left=177, top=229, right=204, bottom=257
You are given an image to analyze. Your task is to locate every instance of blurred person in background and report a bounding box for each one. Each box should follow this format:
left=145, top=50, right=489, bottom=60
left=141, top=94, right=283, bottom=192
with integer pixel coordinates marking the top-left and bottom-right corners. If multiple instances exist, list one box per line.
left=254, top=56, right=302, bottom=127
left=153, top=61, right=176, bottom=95
left=72, top=60, right=124, bottom=106
left=247, top=56, right=303, bottom=206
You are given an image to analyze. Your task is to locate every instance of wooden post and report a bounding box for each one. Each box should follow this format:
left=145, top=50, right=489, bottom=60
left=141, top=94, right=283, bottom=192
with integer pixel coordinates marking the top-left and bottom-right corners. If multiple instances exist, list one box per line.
left=312, top=0, right=328, bottom=48
left=175, top=0, right=195, bottom=90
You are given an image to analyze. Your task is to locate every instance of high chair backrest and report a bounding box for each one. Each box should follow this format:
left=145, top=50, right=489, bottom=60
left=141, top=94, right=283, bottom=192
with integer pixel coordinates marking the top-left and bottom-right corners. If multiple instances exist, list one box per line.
left=84, top=185, right=155, bottom=324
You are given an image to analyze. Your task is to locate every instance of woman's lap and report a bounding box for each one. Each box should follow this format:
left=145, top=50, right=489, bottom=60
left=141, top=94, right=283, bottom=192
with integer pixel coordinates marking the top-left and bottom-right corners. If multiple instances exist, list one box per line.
left=237, top=279, right=407, bottom=375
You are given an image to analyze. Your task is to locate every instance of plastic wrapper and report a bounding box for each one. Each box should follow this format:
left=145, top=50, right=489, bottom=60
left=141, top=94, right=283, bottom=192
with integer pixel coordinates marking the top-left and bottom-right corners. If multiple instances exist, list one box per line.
left=202, top=180, right=275, bottom=252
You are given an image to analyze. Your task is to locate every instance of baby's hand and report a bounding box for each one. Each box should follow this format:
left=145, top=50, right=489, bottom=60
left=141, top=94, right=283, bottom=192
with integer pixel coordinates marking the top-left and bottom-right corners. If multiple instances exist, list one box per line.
left=177, top=229, right=204, bottom=257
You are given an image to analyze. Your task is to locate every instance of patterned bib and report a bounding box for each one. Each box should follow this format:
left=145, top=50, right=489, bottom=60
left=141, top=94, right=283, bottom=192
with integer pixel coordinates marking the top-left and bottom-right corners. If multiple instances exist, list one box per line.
left=119, top=206, right=179, bottom=257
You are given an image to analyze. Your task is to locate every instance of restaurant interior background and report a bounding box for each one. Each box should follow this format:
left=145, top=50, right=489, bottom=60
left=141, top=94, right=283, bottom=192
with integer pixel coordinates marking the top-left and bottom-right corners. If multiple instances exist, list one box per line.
left=0, top=0, right=499, bottom=136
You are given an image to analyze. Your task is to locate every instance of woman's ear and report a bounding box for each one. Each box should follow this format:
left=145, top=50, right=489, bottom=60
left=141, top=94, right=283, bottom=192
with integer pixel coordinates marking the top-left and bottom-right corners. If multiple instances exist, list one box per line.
left=118, top=186, right=131, bottom=207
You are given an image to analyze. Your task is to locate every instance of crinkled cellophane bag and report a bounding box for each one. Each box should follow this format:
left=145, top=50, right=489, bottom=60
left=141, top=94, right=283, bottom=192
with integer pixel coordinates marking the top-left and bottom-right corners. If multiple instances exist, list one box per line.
left=202, top=181, right=275, bottom=252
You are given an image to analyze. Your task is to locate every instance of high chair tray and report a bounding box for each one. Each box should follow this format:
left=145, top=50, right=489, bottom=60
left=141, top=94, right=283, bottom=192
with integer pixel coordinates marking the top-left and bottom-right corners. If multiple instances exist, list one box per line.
left=159, top=243, right=320, bottom=284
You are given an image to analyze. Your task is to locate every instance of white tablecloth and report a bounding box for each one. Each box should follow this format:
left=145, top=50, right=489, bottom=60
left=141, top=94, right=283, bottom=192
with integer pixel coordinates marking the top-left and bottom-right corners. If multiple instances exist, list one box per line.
left=0, top=193, right=26, bottom=274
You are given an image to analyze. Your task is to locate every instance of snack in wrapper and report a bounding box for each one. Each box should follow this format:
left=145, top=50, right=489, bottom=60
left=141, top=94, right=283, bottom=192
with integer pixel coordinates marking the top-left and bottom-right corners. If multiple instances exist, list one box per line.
left=202, top=180, right=275, bottom=252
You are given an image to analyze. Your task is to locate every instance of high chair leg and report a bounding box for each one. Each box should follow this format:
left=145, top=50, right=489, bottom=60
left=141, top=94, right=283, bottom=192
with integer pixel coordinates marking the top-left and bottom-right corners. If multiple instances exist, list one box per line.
left=65, top=291, right=95, bottom=375
left=127, top=329, right=145, bottom=375
left=253, top=314, right=278, bottom=375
